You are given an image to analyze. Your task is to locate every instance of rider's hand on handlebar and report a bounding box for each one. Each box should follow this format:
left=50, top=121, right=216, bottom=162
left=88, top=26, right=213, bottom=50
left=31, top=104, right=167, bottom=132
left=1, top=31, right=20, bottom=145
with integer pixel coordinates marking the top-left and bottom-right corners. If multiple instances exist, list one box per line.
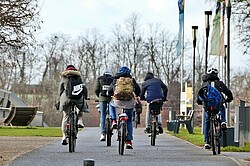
left=225, top=98, right=232, bottom=103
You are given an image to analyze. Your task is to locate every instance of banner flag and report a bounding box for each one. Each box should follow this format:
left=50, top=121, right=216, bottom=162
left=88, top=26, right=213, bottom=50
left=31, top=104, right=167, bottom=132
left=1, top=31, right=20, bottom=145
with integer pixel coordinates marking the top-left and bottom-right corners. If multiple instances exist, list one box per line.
left=210, top=1, right=221, bottom=56
left=177, top=0, right=184, bottom=57
left=219, top=0, right=225, bottom=56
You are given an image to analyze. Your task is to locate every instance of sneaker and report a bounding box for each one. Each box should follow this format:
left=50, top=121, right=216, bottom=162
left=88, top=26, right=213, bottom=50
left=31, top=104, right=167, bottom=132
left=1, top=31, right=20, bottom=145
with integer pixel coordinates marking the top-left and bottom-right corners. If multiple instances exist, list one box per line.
left=204, top=144, right=211, bottom=149
left=125, top=140, right=133, bottom=149
left=100, top=134, right=106, bottom=141
left=78, top=124, right=84, bottom=128
left=77, top=120, right=84, bottom=128
left=221, top=122, right=227, bottom=130
left=158, top=125, right=163, bottom=134
left=61, top=138, right=68, bottom=145
left=112, top=120, right=117, bottom=129
left=144, top=127, right=151, bottom=133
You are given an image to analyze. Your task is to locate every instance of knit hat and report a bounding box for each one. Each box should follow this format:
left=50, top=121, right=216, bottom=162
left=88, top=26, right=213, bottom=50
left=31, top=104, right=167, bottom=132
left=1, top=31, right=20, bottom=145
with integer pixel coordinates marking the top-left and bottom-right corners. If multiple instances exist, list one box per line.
left=118, top=66, right=130, bottom=75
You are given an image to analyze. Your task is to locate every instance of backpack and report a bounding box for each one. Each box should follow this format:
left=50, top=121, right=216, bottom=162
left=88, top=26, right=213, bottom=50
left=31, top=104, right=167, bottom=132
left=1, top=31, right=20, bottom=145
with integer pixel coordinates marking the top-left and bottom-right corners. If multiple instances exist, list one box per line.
left=206, top=82, right=223, bottom=113
left=99, top=75, right=113, bottom=97
left=114, top=77, right=134, bottom=101
left=65, top=76, right=84, bottom=100
left=135, top=101, right=142, bottom=114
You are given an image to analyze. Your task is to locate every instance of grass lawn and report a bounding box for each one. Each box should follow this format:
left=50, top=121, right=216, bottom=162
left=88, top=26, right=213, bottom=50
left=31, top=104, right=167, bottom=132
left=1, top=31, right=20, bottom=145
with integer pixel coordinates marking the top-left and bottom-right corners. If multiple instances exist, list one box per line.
left=167, top=127, right=250, bottom=152
left=0, top=126, right=62, bottom=137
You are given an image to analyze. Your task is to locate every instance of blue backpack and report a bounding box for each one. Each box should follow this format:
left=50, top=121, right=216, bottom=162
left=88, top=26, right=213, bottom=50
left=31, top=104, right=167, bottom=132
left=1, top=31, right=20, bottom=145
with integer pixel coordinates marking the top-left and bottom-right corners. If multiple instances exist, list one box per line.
left=206, top=82, right=223, bottom=113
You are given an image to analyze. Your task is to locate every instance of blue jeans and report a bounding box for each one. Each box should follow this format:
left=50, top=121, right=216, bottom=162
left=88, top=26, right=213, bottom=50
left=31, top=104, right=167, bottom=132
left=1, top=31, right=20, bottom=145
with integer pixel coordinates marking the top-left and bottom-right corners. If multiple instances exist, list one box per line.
left=99, top=101, right=117, bottom=135
left=122, top=108, right=134, bottom=141
left=204, top=106, right=226, bottom=143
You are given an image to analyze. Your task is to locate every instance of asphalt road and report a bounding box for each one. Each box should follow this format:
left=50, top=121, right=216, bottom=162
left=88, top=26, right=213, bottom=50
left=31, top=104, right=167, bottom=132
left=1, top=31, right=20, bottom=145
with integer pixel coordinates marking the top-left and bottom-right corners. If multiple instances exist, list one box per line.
left=8, top=127, right=239, bottom=166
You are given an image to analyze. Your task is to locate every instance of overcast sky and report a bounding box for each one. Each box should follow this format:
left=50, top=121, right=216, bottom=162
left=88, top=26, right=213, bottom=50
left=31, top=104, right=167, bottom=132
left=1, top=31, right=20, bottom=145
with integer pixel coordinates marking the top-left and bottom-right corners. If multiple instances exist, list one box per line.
left=36, top=0, right=248, bottom=69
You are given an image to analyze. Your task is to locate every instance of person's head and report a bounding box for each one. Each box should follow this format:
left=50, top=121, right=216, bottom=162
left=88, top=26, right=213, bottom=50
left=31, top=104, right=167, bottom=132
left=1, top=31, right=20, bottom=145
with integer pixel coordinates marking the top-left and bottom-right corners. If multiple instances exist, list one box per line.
left=66, top=65, right=77, bottom=71
left=144, top=72, right=154, bottom=81
left=206, top=67, right=219, bottom=75
left=118, top=66, right=130, bottom=75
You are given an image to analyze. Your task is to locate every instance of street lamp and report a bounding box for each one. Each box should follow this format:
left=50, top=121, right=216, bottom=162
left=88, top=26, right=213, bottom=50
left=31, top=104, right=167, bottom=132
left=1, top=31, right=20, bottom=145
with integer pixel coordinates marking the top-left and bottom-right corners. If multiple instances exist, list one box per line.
left=204, top=11, right=212, bottom=72
left=192, top=26, right=198, bottom=111
left=226, top=0, right=231, bottom=126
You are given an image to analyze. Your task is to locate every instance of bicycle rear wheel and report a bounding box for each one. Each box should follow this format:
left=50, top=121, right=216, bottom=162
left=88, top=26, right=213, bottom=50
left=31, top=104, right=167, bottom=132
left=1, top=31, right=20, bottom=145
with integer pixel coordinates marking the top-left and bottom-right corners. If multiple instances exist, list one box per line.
left=215, top=119, right=221, bottom=154
left=151, top=121, right=156, bottom=146
left=69, top=113, right=76, bottom=153
left=210, top=118, right=218, bottom=155
left=118, top=123, right=126, bottom=155
left=106, top=118, right=112, bottom=146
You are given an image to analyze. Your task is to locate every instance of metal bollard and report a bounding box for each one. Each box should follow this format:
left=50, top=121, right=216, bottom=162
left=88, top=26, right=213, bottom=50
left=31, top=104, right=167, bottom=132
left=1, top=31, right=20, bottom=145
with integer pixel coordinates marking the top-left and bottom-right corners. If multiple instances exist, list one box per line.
left=83, top=159, right=95, bottom=166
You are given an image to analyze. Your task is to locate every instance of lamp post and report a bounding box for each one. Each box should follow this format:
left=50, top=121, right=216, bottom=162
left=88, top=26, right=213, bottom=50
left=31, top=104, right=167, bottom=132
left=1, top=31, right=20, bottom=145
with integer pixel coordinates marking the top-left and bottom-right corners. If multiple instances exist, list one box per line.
left=226, top=0, right=231, bottom=126
left=192, top=26, right=198, bottom=111
left=204, top=11, right=212, bottom=72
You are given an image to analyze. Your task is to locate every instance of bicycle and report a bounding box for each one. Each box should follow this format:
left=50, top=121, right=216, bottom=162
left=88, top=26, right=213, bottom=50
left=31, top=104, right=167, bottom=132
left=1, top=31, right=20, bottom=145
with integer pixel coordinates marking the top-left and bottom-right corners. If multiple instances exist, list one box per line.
left=65, top=101, right=78, bottom=153
left=95, top=99, right=113, bottom=147
left=148, top=99, right=163, bottom=146
left=207, top=101, right=227, bottom=155
left=117, top=108, right=128, bottom=155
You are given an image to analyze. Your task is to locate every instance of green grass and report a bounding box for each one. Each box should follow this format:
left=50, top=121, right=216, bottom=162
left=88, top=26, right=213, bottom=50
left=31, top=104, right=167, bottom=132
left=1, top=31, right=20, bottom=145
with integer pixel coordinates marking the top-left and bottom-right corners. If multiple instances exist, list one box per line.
left=0, top=126, right=62, bottom=137
left=168, top=127, right=250, bottom=152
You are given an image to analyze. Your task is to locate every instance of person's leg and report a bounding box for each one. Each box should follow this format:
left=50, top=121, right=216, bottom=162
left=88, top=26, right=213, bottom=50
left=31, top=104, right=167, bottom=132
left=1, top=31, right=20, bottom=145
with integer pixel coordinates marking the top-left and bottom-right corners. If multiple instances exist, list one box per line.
left=145, top=103, right=150, bottom=131
left=204, top=111, right=211, bottom=148
left=220, top=106, right=226, bottom=122
left=157, top=113, right=163, bottom=134
left=125, top=108, right=133, bottom=149
left=99, top=101, right=107, bottom=141
left=109, top=104, right=118, bottom=128
left=61, top=110, right=69, bottom=145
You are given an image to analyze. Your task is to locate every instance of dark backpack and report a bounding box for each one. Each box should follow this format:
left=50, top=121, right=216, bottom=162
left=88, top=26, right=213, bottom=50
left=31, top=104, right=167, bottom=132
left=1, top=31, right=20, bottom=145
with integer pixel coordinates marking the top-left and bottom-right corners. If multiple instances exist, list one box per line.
left=99, top=74, right=113, bottom=97
left=65, top=76, right=84, bottom=99
left=206, top=82, right=223, bottom=113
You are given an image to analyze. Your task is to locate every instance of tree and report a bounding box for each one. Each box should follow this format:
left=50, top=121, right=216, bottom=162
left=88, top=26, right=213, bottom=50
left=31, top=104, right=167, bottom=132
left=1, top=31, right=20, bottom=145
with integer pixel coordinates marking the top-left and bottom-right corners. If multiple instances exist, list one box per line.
left=0, top=0, right=41, bottom=49
left=232, top=0, right=250, bottom=55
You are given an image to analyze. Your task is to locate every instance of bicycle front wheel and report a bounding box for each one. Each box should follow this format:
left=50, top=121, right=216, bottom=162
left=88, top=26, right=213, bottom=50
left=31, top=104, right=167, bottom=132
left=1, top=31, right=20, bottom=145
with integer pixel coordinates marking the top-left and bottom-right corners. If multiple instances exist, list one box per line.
left=118, top=123, right=126, bottom=155
left=151, top=121, right=156, bottom=146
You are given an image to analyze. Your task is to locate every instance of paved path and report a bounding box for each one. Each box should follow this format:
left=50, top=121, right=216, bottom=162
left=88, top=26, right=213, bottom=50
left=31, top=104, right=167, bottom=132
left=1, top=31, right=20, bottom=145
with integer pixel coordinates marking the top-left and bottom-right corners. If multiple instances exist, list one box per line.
left=8, top=127, right=245, bottom=166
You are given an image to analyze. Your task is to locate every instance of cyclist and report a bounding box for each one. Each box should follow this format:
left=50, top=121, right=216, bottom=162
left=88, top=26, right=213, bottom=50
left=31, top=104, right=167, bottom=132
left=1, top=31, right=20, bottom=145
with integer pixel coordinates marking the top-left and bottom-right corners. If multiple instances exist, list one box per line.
left=107, top=66, right=141, bottom=149
left=197, top=67, right=233, bottom=149
left=58, top=65, right=89, bottom=145
left=140, top=72, right=168, bottom=134
left=94, top=70, right=118, bottom=141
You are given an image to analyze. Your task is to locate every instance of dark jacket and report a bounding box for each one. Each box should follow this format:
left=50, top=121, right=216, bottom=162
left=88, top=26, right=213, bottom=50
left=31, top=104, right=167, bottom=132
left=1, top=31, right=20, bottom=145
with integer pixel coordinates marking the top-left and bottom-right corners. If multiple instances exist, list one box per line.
left=140, top=74, right=168, bottom=103
left=197, top=73, right=233, bottom=104
left=94, top=74, right=113, bottom=102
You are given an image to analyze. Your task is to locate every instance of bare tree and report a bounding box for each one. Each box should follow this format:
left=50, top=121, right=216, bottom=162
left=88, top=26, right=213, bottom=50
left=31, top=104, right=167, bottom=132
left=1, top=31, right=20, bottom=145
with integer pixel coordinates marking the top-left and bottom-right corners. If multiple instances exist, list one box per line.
left=232, top=0, right=250, bottom=55
left=0, top=0, right=41, bottom=49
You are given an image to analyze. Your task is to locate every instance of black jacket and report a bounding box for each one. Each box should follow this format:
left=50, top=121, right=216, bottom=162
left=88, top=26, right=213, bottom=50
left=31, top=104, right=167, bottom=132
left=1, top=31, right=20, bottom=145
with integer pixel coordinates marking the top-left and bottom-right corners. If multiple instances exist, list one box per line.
left=197, top=73, right=233, bottom=104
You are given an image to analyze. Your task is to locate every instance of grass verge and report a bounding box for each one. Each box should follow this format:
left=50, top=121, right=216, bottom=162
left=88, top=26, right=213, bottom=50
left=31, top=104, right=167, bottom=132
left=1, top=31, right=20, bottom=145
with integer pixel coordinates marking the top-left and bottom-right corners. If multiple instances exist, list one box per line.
left=167, top=127, right=250, bottom=152
left=0, top=126, right=62, bottom=137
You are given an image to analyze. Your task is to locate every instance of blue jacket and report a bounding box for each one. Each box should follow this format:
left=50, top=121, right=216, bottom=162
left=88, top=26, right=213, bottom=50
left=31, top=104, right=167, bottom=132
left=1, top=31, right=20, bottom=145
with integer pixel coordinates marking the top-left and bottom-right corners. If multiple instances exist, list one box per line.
left=140, top=74, right=168, bottom=103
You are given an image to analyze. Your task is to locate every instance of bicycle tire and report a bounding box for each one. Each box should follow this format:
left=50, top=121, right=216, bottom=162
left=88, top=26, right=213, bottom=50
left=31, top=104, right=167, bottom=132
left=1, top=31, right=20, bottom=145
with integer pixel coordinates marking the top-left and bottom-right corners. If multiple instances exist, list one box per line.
left=215, top=118, right=221, bottom=154
left=118, top=122, right=125, bottom=155
left=210, top=118, right=217, bottom=155
left=69, top=114, right=74, bottom=153
left=106, top=118, right=112, bottom=146
left=151, top=121, right=156, bottom=146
